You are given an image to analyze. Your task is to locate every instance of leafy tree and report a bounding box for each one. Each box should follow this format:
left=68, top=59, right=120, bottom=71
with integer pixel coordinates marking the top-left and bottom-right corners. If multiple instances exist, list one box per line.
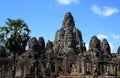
left=117, top=71, right=120, bottom=77
left=0, top=18, right=31, bottom=78
left=0, top=18, right=31, bottom=54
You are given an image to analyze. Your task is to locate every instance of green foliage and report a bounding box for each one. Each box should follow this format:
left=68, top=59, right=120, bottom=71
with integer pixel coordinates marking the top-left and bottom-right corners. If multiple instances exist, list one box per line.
left=117, top=71, right=120, bottom=77
left=0, top=18, right=31, bottom=54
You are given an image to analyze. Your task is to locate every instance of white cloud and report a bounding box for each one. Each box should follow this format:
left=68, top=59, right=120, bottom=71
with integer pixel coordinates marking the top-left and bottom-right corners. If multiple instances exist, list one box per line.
left=111, top=34, right=120, bottom=39
left=57, top=0, right=79, bottom=5
left=97, top=34, right=108, bottom=40
left=86, top=43, right=89, bottom=51
left=90, top=4, right=119, bottom=16
left=97, top=34, right=115, bottom=52
left=109, top=42, right=114, bottom=52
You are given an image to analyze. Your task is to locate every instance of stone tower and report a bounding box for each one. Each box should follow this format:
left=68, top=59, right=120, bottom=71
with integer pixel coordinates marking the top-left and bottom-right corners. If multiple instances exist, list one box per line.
left=53, top=12, right=86, bottom=55
left=101, top=38, right=111, bottom=55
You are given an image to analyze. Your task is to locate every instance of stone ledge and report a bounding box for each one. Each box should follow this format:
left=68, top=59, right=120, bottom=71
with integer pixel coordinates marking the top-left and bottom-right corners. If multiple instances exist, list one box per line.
left=59, top=76, right=116, bottom=78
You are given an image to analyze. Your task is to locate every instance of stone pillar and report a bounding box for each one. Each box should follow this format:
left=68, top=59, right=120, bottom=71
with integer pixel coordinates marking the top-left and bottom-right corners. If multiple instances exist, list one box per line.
left=107, top=65, right=109, bottom=72
left=104, top=65, right=107, bottom=73
left=79, top=62, right=82, bottom=73
left=77, top=62, right=80, bottom=73
left=21, top=65, right=24, bottom=78
left=55, top=62, right=57, bottom=74
left=3, top=65, right=5, bottom=78
left=109, top=64, right=112, bottom=74
left=115, top=64, right=117, bottom=75
left=64, top=57, right=68, bottom=75
left=113, top=64, right=117, bottom=75
left=99, top=64, right=101, bottom=75
left=68, top=61, right=71, bottom=73
left=110, top=64, right=114, bottom=74
left=112, top=64, right=114, bottom=75
left=81, top=60, right=85, bottom=75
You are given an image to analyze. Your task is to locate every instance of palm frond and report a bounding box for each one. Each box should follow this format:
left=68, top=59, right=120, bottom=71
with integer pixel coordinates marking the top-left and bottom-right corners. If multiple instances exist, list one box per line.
left=0, top=26, right=7, bottom=32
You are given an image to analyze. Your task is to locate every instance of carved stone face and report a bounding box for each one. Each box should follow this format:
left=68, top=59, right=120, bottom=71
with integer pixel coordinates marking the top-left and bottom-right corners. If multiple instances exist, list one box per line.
left=31, top=38, right=37, bottom=43
left=89, top=36, right=101, bottom=51
left=101, top=38, right=110, bottom=54
left=64, top=12, right=73, bottom=20
left=62, top=12, right=75, bottom=28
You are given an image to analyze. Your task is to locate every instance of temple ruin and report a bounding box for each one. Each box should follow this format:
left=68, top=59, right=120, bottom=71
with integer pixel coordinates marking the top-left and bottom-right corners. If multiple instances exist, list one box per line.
left=0, top=12, right=120, bottom=78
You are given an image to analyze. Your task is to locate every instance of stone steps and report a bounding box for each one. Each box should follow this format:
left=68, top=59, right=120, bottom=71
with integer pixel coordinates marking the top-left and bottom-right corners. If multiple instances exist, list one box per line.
left=58, top=76, right=116, bottom=78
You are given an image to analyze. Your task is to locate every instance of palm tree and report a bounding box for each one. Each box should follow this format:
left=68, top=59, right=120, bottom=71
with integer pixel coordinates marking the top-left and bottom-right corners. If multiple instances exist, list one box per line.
left=0, top=18, right=31, bottom=78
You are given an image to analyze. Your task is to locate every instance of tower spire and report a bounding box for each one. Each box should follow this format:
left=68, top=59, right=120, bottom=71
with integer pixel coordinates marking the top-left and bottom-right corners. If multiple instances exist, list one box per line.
left=62, top=12, right=75, bottom=28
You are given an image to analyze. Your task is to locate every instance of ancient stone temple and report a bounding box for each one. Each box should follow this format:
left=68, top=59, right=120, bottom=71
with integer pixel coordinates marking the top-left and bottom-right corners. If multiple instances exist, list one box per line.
left=54, top=12, right=86, bottom=55
left=0, top=12, right=120, bottom=78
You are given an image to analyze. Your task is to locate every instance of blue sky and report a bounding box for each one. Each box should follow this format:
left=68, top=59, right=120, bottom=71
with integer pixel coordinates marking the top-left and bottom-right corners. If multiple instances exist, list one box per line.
left=0, top=0, right=120, bottom=53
